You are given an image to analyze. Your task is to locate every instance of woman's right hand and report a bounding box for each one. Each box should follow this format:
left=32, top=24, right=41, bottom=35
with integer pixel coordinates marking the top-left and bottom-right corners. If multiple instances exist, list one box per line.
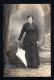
left=17, top=40, right=21, bottom=44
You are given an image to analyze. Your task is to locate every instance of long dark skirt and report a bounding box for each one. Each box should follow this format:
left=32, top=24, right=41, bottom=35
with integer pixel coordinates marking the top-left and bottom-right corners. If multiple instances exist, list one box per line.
left=23, top=44, right=40, bottom=68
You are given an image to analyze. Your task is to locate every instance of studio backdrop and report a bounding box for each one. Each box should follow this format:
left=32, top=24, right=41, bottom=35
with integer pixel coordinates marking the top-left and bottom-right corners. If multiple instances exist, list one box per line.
left=3, top=4, right=51, bottom=67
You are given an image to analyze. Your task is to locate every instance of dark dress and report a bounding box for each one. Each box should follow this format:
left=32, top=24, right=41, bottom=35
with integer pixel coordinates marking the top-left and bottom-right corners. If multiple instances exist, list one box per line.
left=18, top=22, right=40, bottom=68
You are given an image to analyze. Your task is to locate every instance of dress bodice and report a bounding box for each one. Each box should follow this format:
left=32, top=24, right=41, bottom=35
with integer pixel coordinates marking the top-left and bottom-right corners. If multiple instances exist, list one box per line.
left=25, top=22, right=36, bottom=32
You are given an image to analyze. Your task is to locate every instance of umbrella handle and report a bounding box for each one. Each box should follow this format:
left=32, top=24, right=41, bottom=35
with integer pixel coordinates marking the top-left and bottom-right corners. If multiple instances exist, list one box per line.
left=18, top=44, right=20, bottom=50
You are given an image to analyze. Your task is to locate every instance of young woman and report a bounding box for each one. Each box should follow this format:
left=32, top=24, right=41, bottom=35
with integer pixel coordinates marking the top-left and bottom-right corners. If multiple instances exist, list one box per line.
left=18, top=15, right=40, bottom=68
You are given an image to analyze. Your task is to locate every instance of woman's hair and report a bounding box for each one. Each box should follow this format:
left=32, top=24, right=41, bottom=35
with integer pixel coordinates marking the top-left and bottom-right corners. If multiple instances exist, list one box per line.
left=27, top=15, right=34, bottom=20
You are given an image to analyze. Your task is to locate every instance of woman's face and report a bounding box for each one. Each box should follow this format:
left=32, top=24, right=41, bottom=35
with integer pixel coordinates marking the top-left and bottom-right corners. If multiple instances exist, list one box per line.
left=28, top=16, right=33, bottom=24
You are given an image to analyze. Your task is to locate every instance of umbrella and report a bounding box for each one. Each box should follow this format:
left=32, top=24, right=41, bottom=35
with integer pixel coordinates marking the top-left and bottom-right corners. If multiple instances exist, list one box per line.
left=16, top=44, right=27, bottom=67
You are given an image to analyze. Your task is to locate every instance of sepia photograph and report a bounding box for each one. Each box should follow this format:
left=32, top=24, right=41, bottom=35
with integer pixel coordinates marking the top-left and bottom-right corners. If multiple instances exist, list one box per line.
left=3, top=4, right=51, bottom=77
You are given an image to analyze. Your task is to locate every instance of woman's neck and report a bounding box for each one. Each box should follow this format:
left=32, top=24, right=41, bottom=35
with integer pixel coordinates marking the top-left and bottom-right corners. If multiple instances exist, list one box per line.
left=28, top=22, right=33, bottom=25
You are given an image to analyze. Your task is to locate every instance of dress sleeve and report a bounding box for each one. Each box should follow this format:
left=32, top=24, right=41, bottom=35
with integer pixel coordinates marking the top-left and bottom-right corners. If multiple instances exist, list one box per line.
left=18, top=24, right=25, bottom=41
left=35, top=24, right=39, bottom=41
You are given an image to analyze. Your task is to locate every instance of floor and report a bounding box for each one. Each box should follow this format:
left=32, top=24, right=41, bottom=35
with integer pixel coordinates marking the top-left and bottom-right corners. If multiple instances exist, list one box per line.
left=4, top=63, right=51, bottom=77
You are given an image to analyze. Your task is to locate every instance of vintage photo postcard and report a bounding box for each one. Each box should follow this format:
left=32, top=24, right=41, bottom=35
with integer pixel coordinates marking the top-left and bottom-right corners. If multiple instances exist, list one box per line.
left=3, top=4, right=51, bottom=77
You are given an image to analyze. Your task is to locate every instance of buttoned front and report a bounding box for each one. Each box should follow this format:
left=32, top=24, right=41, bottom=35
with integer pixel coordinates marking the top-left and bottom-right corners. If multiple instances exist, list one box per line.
left=18, top=22, right=39, bottom=45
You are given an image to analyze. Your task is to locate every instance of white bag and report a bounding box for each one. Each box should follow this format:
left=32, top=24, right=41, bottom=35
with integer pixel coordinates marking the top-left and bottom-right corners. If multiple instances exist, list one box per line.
left=16, top=44, right=27, bottom=67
